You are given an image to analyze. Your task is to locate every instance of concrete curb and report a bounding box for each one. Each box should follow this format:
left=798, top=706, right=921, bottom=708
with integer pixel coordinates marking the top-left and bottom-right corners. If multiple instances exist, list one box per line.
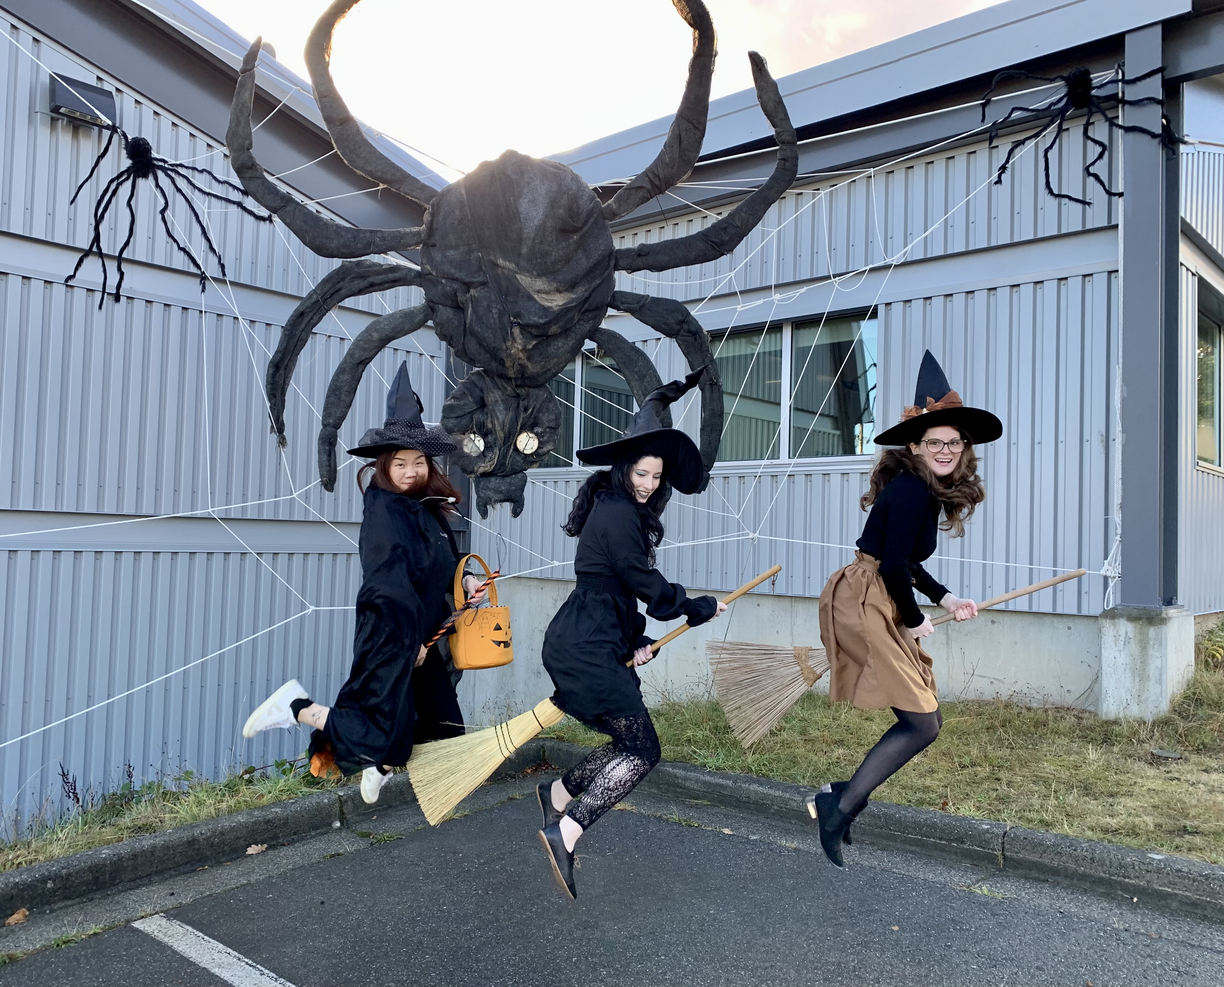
left=0, top=747, right=541, bottom=918
left=3, top=740, right=1222, bottom=921
left=533, top=739, right=1224, bottom=918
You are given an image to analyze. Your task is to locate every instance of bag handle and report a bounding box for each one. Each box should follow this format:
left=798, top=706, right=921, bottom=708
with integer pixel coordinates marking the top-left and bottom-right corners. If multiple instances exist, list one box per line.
left=454, top=553, right=498, bottom=606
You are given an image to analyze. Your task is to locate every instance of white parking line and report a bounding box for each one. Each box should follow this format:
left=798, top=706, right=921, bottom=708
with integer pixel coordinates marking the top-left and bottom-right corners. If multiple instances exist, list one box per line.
left=133, top=914, right=295, bottom=987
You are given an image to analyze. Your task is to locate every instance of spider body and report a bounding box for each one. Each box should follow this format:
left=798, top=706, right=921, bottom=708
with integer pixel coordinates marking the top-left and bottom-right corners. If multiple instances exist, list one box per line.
left=233, top=0, right=797, bottom=516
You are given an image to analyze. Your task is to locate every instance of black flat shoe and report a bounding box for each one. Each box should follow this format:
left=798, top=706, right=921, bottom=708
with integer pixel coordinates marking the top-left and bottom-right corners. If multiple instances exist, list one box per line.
left=830, top=781, right=866, bottom=846
left=806, top=790, right=849, bottom=867
left=538, top=823, right=577, bottom=899
left=537, top=781, right=564, bottom=829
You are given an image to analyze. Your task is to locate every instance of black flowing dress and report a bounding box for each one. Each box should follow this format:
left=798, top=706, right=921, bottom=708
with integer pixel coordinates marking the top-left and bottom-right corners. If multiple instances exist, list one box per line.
left=542, top=490, right=717, bottom=724
left=310, top=486, right=464, bottom=775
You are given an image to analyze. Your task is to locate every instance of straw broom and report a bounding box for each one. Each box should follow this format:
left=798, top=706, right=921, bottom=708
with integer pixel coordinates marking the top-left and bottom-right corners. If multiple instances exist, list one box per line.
left=709, top=567, right=1089, bottom=748
left=407, top=564, right=782, bottom=825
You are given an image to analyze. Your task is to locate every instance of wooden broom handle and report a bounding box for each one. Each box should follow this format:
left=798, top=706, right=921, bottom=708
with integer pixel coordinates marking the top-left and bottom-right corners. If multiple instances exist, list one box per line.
left=930, top=568, right=1088, bottom=626
left=627, top=565, right=783, bottom=665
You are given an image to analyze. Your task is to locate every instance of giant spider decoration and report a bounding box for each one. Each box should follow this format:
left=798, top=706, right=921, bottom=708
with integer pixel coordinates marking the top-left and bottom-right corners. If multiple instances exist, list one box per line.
left=980, top=65, right=1176, bottom=206
left=228, top=0, right=797, bottom=517
left=66, top=126, right=271, bottom=308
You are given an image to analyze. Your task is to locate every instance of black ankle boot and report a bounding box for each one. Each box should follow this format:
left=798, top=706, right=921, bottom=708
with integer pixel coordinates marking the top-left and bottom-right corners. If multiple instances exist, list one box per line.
left=808, top=790, right=850, bottom=867
left=830, top=781, right=867, bottom=846
left=538, top=822, right=577, bottom=899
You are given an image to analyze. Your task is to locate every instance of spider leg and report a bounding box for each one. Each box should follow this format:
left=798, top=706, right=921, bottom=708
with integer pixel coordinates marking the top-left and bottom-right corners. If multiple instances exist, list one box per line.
left=992, top=125, right=1046, bottom=185
left=987, top=103, right=1060, bottom=146
left=110, top=177, right=141, bottom=302
left=267, top=260, right=423, bottom=447
left=1080, top=105, right=1121, bottom=198
left=160, top=169, right=228, bottom=278
left=227, top=39, right=424, bottom=257
left=601, top=0, right=715, bottom=223
left=607, top=290, right=723, bottom=488
left=1113, top=66, right=1163, bottom=86
left=1040, top=108, right=1092, bottom=206
left=150, top=171, right=209, bottom=291
left=69, top=125, right=119, bottom=205
left=159, top=162, right=272, bottom=223
left=615, top=51, right=796, bottom=273
left=305, top=1, right=436, bottom=208
left=65, top=168, right=128, bottom=297
left=585, top=327, right=666, bottom=415
left=317, top=303, right=431, bottom=490
left=980, top=68, right=1059, bottom=122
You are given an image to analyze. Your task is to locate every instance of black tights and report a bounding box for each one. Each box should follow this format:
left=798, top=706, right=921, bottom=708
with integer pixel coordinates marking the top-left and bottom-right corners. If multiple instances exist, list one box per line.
left=560, top=712, right=661, bottom=830
left=837, top=707, right=942, bottom=815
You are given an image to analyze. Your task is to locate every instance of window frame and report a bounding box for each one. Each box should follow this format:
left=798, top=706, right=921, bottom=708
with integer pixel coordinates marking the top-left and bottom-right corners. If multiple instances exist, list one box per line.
left=1198, top=279, right=1224, bottom=470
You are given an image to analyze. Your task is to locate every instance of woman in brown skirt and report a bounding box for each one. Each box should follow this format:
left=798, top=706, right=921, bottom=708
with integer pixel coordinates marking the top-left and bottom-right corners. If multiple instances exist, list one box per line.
left=807, top=350, right=1001, bottom=866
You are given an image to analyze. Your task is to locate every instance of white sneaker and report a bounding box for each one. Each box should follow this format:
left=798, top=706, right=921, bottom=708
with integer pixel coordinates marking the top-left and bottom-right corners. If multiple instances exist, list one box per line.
left=361, top=766, right=392, bottom=804
left=242, top=679, right=309, bottom=738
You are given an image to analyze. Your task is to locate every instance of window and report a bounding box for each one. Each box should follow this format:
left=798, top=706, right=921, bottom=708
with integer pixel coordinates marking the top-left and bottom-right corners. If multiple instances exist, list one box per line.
left=544, top=363, right=576, bottom=468
left=1200, top=306, right=1223, bottom=466
left=581, top=350, right=634, bottom=450
left=791, top=317, right=878, bottom=457
left=712, top=326, right=782, bottom=462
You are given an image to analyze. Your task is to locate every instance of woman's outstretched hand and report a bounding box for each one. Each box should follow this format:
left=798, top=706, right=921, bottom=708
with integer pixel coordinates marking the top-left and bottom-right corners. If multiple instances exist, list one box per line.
left=714, top=601, right=728, bottom=618
left=631, top=645, right=654, bottom=666
left=909, top=615, right=935, bottom=639
left=462, top=574, right=487, bottom=605
left=940, top=593, right=978, bottom=622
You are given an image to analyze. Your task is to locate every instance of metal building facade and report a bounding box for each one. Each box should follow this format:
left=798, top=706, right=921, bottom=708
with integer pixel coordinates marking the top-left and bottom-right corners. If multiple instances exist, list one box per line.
left=0, top=3, right=441, bottom=830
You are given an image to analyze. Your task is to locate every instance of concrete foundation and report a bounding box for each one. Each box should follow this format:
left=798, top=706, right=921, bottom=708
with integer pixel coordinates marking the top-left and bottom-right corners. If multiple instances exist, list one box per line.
left=1098, top=606, right=1196, bottom=720
left=456, top=577, right=1103, bottom=725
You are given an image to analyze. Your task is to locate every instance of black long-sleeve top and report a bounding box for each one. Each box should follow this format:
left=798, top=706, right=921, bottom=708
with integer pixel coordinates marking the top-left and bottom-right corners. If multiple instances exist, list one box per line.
left=856, top=470, right=950, bottom=628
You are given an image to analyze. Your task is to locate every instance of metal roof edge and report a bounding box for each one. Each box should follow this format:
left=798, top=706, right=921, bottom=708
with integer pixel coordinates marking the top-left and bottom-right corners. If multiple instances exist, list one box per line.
left=552, top=0, right=1191, bottom=186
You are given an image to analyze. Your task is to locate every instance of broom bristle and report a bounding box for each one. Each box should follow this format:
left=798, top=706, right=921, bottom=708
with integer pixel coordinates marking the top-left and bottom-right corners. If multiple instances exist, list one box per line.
left=708, top=641, right=830, bottom=747
left=407, top=698, right=565, bottom=825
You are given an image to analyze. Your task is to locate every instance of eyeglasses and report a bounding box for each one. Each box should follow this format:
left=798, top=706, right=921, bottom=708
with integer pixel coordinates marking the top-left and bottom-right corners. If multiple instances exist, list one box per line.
left=920, top=437, right=965, bottom=454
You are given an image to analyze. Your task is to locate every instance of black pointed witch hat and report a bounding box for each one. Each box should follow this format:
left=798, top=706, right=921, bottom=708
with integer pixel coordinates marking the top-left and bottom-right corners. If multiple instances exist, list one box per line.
left=576, top=368, right=705, bottom=494
left=347, top=361, right=458, bottom=458
left=873, top=350, right=1002, bottom=446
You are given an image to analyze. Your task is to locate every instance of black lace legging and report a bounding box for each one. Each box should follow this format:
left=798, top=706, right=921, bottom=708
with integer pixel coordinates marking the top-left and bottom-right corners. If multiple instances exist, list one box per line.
left=837, top=707, right=943, bottom=815
left=560, top=712, right=661, bottom=830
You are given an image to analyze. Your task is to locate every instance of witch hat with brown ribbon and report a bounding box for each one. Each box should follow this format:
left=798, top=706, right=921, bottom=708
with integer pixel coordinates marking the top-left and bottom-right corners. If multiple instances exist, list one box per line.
left=873, top=350, right=1002, bottom=446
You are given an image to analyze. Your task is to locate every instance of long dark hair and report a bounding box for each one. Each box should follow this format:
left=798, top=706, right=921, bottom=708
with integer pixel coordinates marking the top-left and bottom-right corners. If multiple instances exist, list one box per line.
left=861, top=434, right=985, bottom=537
left=564, top=459, right=671, bottom=563
left=358, top=449, right=463, bottom=508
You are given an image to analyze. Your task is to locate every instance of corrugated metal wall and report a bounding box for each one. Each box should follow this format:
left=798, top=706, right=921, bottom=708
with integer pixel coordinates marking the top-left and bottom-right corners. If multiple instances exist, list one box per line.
left=1183, top=147, right=1224, bottom=258
left=0, top=11, right=443, bottom=831
left=1179, top=263, right=1224, bottom=616
left=475, top=131, right=1122, bottom=620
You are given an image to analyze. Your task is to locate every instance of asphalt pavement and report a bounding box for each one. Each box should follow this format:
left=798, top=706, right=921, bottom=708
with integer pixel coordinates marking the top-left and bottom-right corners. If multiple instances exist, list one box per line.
left=2, top=775, right=1223, bottom=986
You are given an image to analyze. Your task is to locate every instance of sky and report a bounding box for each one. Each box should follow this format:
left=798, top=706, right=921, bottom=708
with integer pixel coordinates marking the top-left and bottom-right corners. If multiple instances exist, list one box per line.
left=193, top=0, right=1008, bottom=179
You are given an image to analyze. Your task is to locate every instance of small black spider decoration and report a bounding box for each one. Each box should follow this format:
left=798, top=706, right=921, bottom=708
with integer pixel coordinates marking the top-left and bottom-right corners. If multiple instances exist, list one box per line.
left=66, top=127, right=271, bottom=308
left=980, top=65, right=1179, bottom=206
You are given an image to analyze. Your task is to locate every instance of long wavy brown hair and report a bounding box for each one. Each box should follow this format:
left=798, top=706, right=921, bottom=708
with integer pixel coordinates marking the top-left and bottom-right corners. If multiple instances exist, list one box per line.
left=860, top=433, right=985, bottom=537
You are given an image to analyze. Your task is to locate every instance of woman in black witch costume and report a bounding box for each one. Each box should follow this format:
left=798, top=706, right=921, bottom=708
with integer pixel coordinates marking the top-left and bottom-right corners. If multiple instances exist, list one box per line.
left=242, top=362, right=483, bottom=804
left=535, top=370, right=727, bottom=899
left=807, top=351, right=999, bottom=866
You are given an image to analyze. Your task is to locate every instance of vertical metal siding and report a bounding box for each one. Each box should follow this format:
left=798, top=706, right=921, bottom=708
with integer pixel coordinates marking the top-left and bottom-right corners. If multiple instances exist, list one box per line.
left=612, top=128, right=1119, bottom=304
left=1178, top=264, right=1224, bottom=615
left=0, top=12, right=444, bottom=828
left=1182, top=148, right=1224, bottom=257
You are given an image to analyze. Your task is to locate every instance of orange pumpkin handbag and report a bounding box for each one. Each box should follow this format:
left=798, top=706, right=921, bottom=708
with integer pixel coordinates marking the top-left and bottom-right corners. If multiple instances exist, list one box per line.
left=449, top=554, right=514, bottom=670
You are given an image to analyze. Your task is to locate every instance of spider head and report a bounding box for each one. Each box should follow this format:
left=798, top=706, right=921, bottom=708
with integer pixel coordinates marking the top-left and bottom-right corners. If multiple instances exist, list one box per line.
left=439, top=371, right=561, bottom=517
left=123, top=135, right=156, bottom=180
left=1065, top=67, right=1094, bottom=111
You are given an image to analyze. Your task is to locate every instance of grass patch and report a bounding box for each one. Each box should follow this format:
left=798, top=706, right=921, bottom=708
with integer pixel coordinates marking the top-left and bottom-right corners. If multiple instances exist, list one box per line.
left=547, top=634, right=1224, bottom=864
left=1, top=760, right=340, bottom=874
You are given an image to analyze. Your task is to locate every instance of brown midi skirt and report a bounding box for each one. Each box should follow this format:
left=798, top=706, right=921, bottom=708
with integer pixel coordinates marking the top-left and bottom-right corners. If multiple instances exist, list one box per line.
left=818, top=552, right=938, bottom=713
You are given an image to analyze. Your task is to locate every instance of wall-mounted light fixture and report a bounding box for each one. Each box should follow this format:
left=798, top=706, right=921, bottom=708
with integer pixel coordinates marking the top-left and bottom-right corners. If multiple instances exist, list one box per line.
left=50, top=76, right=116, bottom=129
